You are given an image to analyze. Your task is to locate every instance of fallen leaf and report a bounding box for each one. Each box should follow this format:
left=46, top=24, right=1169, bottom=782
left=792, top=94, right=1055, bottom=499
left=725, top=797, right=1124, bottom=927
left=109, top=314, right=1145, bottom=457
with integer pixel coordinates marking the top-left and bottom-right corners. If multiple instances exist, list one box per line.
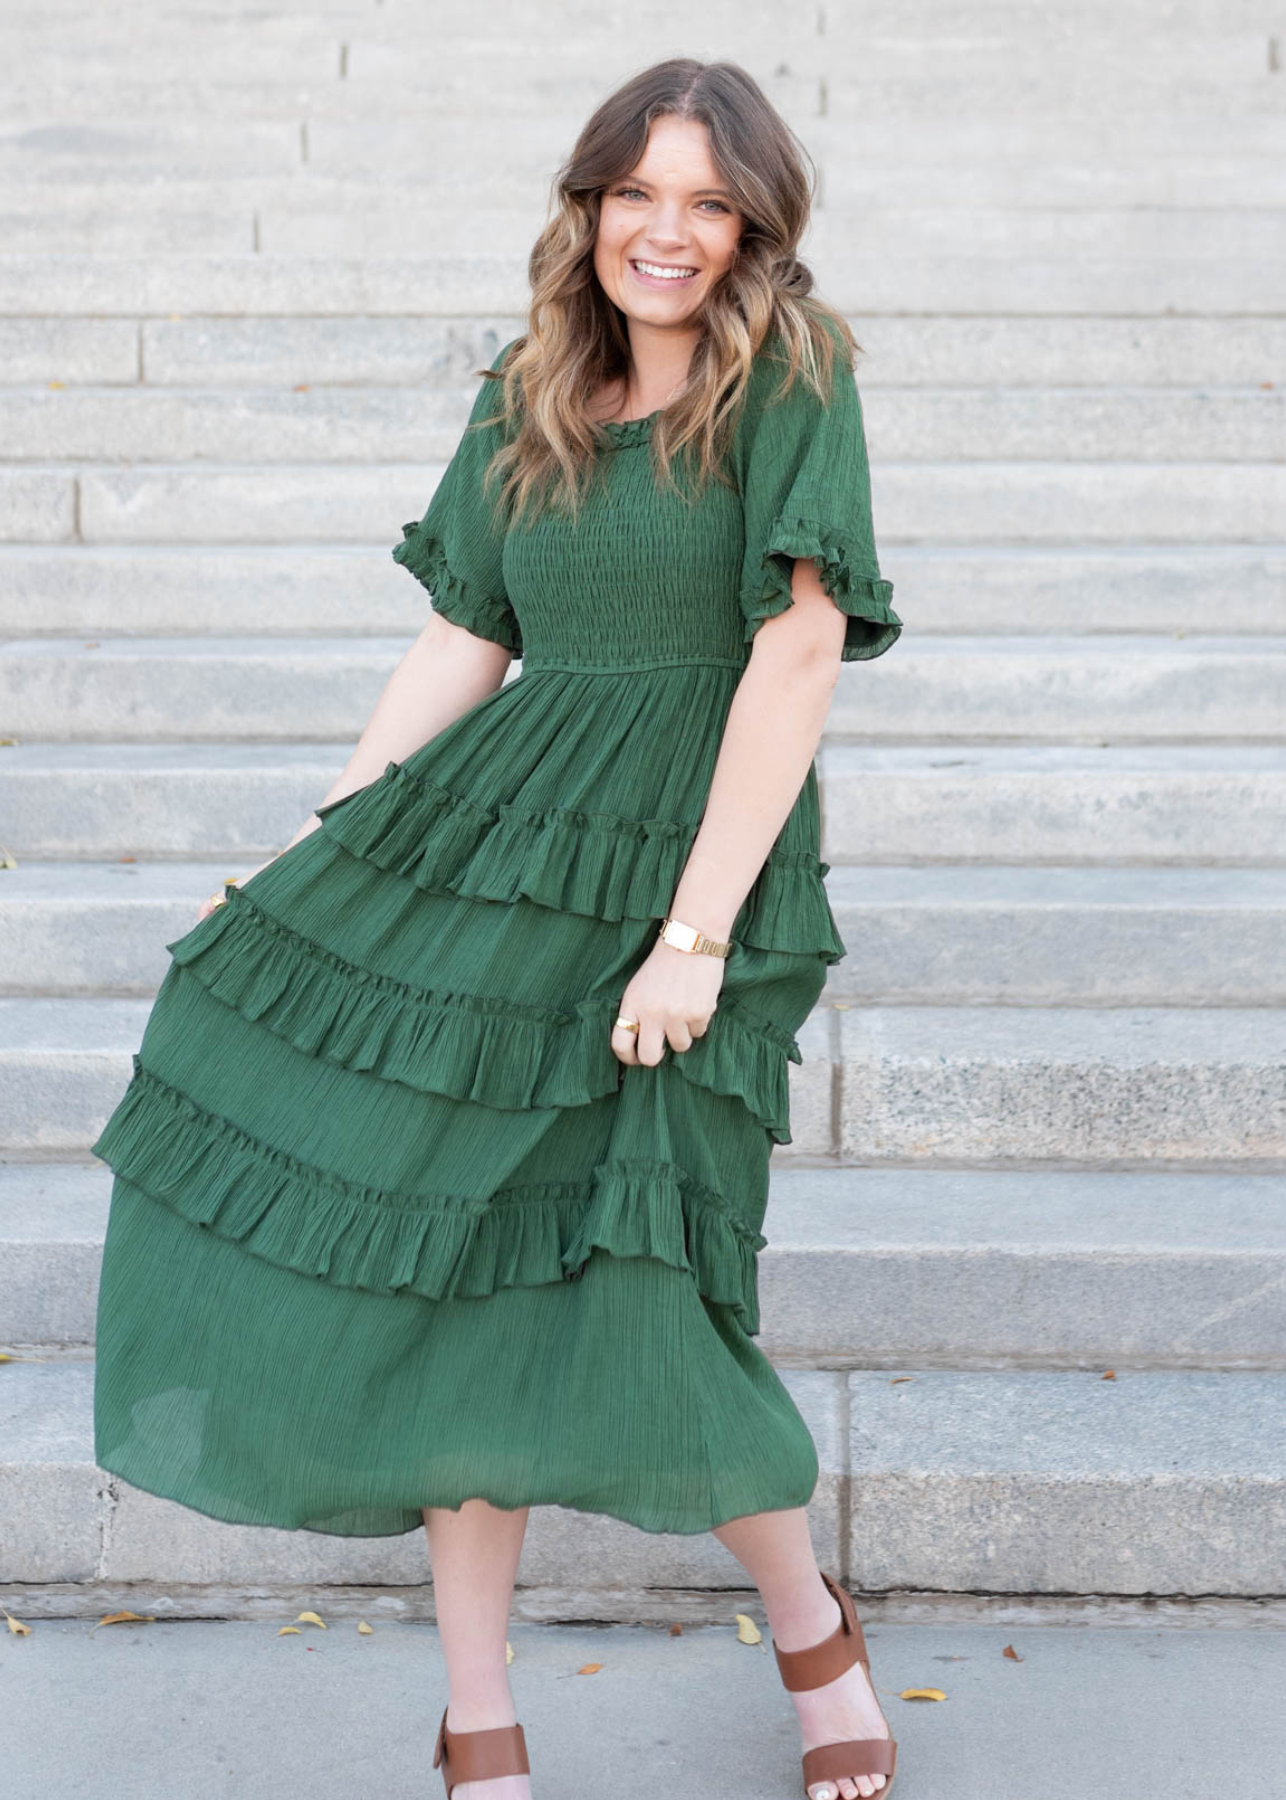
left=1102, top=1370, right=1117, bottom=1381
left=577, top=1662, right=603, bottom=1674
left=734, top=1614, right=763, bottom=1646
left=92, top=1611, right=155, bottom=1630
left=118, top=854, right=136, bottom=863
left=4, top=1609, right=32, bottom=1635
left=48, top=380, right=65, bottom=389
left=505, top=1640, right=514, bottom=1664
left=294, top=384, right=310, bottom=392
left=889, top=1376, right=914, bottom=1385
left=358, top=1622, right=373, bottom=1634
left=1002, top=1644, right=1023, bottom=1661
left=899, top=1688, right=946, bottom=1702
left=668, top=1623, right=683, bottom=1636
left=83, top=641, right=99, bottom=649
left=278, top=1626, right=301, bottom=1635
left=296, top=1611, right=326, bottom=1628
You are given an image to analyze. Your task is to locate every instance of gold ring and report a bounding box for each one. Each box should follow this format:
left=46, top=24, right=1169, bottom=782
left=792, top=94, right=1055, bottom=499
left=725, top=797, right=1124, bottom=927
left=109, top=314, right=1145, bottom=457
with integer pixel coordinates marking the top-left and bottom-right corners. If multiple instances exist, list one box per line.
left=614, top=1017, right=640, bottom=1034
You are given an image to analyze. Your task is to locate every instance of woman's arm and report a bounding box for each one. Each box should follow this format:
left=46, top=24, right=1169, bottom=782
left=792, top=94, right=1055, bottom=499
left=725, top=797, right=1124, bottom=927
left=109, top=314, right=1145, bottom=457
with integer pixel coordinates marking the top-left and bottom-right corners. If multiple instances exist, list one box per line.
left=197, top=613, right=513, bottom=917
left=281, top=612, right=514, bottom=852
left=611, top=556, right=846, bottom=1067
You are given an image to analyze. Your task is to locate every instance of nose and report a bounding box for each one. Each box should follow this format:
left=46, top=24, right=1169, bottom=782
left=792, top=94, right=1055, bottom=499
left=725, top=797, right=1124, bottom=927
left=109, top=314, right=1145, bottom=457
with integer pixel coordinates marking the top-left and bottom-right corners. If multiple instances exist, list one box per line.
left=640, top=197, right=691, bottom=253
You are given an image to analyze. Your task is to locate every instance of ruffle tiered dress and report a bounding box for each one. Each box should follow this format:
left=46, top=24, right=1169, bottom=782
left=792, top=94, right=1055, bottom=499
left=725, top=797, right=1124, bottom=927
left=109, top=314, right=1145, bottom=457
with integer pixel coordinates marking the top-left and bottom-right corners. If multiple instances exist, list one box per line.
left=91, top=324, right=901, bottom=1538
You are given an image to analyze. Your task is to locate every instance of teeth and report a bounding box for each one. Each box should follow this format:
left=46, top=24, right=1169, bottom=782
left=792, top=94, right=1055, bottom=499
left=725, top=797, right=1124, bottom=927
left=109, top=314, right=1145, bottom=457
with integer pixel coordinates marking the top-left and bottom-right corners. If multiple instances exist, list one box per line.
left=633, top=260, right=696, bottom=280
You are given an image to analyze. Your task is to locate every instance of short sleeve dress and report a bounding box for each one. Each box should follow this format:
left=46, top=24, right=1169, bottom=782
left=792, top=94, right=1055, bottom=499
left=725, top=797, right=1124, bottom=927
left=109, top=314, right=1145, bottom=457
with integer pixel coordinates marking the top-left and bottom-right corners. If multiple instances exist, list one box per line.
left=90, top=324, right=902, bottom=1539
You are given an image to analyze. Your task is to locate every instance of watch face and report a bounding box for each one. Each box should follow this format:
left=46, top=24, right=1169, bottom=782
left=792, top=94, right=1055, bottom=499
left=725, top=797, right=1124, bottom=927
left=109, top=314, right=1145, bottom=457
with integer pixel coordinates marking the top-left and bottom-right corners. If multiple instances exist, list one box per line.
left=665, top=920, right=699, bottom=952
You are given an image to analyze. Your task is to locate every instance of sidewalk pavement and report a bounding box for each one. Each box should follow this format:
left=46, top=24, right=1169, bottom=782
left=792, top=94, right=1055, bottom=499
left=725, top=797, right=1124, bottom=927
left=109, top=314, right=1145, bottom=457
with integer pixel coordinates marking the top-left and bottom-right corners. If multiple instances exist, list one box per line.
left=4, top=1613, right=1284, bottom=1798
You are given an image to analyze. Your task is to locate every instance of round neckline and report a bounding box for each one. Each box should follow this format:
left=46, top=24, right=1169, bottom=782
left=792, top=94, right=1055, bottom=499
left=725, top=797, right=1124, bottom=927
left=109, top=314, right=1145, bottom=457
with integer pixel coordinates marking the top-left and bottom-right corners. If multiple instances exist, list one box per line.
left=597, top=408, right=661, bottom=446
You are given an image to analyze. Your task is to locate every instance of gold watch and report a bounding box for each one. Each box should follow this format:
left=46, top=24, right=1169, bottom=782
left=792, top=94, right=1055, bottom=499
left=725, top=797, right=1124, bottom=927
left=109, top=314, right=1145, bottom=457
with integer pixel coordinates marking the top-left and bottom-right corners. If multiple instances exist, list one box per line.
left=658, top=916, right=733, bottom=958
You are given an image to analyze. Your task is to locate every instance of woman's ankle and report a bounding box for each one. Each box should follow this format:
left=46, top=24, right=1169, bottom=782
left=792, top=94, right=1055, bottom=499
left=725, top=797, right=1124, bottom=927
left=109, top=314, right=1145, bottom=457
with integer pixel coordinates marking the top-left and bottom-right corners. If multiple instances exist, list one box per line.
left=763, top=1569, right=843, bottom=1654
left=444, top=1680, right=518, bottom=1732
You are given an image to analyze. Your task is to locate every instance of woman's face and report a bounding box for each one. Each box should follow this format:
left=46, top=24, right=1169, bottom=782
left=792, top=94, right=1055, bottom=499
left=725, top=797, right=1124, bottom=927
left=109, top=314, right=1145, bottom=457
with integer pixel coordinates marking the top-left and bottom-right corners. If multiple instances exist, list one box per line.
left=593, top=114, right=743, bottom=331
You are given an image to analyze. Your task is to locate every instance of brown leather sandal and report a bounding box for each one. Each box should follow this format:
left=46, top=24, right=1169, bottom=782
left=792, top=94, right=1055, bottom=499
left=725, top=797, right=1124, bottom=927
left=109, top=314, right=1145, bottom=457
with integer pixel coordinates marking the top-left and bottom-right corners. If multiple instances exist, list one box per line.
left=433, top=1704, right=531, bottom=1797
left=773, top=1570, right=898, bottom=1798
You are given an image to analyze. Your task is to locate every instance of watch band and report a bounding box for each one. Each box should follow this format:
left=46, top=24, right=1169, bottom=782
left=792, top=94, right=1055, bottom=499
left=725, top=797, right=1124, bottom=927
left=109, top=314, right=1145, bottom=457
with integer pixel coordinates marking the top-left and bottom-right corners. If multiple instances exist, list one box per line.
left=658, top=916, right=733, bottom=958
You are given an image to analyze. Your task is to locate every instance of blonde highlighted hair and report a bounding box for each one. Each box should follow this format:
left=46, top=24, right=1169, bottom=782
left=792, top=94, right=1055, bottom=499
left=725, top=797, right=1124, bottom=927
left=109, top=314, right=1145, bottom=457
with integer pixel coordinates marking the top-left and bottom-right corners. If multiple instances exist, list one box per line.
left=469, top=56, right=861, bottom=527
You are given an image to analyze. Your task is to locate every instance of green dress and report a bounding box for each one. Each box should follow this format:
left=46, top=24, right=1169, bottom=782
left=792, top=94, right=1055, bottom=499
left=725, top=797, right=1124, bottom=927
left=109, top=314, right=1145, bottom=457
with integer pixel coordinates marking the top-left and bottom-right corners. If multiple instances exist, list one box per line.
left=91, top=324, right=901, bottom=1538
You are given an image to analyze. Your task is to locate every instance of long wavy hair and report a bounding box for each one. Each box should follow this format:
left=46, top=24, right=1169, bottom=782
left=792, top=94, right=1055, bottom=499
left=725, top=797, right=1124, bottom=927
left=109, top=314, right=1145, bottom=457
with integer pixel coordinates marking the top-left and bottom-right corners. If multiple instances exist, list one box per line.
left=471, top=57, right=861, bottom=528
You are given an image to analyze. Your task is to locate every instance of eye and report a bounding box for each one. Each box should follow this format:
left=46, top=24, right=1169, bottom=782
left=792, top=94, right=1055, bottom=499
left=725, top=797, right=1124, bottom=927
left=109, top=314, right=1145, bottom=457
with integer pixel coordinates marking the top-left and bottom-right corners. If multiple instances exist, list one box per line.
left=609, top=186, right=731, bottom=214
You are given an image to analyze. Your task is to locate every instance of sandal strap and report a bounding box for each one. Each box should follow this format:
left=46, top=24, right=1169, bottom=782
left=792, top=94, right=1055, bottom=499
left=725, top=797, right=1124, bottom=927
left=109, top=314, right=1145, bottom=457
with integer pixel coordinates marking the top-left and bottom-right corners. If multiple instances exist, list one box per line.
left=433, top=1706, right=530, bottom=1793
left=802, top=1735, right=898, bottom=1784
left=774, top=1571, right=871, bottom=1692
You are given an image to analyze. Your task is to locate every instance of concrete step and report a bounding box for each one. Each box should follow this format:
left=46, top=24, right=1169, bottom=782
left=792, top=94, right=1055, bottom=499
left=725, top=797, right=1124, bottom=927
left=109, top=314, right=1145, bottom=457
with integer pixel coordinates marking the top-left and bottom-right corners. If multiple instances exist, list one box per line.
left=6, top=1160, right=1283, bottom=1370
left=1, top=996, right=1280, bottom=1165
left=4, top=635, right=1283, bottom=744
left=246, top=207, right=1286, bottom=311
left=4, top=309, right=1286, bottom=391
left=4, top=544, right=1281, bottom=638
left=2, top=53, right=1278, bottom=139
left=5, top=460, right=1281, bottom=547
left=6, top=861, right=1285, bottom=1007
left=98, top=315, right=1286, bottom=390
left=5, top=249, right=1285, bottom=321
left=3, top=383, right=1283, bottom=463
left=4, top=1613, right=1284, bottom=1800
left=821, top=743, right=1286, bottom=865
left=823, top=865, right=1286, bottom=1005
left=4, top=742, right=1285, bottom=865
left=828, top=636, right=1286, bottom=743
left=13, top=136, right=1280, bottom=217
left=826, top=1003, right=1286, bottom=1167
left=4, top=1357, right=1284, bottom=1594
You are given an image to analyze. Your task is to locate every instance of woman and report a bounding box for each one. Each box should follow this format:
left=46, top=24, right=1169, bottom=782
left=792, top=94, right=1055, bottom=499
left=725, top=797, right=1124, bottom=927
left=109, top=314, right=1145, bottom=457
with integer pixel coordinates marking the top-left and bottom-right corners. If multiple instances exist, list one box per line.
left=91, top=56, right=902, bottom=1800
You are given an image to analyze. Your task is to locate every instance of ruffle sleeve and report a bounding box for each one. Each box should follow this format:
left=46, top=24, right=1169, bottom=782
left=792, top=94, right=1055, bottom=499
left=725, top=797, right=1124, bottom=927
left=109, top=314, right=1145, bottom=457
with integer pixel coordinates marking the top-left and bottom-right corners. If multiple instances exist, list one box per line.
left=392, top=339, right=524, bottom=656
left=737, top=321, right=902, bottom=662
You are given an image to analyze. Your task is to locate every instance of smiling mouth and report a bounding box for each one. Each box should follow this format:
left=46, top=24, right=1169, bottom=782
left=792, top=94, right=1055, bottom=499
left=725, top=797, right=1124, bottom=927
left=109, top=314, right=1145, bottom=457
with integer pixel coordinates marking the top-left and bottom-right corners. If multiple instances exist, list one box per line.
left=630, top=259, right=699, bottom=283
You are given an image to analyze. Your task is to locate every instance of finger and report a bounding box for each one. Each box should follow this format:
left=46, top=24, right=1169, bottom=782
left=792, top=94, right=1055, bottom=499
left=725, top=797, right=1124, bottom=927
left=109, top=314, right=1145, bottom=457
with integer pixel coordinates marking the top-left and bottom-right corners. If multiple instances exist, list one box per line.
left=636, top=1024, right=669, bottom=1067
left=610, top=1022, right=640, bottom=1066
left=666, top=1026, right=694, bottom=1054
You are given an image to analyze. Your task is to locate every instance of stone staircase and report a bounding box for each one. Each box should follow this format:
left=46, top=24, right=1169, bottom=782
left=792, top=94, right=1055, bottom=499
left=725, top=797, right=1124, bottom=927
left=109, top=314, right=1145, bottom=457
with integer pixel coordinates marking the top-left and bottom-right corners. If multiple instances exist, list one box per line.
left=1, top=0, right=1284, bottom=1616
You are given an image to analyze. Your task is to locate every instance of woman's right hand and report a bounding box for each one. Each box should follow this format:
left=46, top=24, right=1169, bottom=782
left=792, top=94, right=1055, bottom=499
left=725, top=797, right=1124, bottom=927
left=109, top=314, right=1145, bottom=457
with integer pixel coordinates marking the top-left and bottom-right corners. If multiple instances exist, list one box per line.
left=194, top=855, right=279, bottom=922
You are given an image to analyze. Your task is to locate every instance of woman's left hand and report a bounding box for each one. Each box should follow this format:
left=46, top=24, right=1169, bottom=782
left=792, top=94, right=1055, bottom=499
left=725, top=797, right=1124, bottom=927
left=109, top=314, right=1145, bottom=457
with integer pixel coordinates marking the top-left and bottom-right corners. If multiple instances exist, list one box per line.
left=610, top=937, right=728, bottom=1067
